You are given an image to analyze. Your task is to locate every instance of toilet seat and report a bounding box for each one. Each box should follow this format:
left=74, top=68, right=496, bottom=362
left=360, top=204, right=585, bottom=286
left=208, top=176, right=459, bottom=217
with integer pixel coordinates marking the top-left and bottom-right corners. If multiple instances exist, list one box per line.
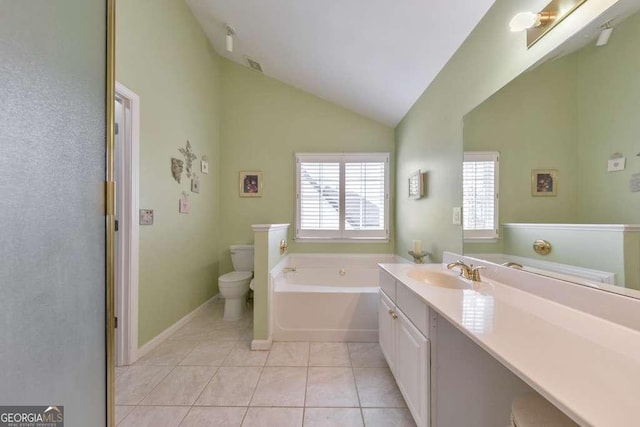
left=218, top=271, right=252, bottom=283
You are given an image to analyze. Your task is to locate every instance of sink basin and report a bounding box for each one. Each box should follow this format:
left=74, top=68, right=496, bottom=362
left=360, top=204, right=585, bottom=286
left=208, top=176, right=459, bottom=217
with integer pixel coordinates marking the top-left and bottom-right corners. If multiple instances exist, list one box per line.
left=407, top=268, right=472, bottom=290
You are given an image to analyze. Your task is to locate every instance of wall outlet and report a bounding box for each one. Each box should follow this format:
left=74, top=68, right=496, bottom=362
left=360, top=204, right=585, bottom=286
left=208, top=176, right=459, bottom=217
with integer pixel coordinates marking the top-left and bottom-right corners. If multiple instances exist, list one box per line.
left=453, top=207, right=462, bottom=225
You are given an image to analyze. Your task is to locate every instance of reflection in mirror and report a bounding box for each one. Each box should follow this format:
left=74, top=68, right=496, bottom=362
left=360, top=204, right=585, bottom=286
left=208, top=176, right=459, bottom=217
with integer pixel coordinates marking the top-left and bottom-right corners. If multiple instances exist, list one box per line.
left=462, top=6, right=640, bottom=298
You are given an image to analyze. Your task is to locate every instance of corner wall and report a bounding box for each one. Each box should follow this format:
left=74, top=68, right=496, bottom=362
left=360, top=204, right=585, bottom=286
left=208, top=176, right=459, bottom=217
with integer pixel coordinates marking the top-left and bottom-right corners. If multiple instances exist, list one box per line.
left=394, top=0, right=619, bottom=261
left=218, top=59, right=395, bottom=274
left=116, top=0, right=222, bottom=346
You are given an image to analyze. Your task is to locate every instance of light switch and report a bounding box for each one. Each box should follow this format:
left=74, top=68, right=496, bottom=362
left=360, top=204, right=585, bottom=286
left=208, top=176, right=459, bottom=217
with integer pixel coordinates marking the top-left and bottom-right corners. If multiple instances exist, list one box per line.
left=453, top=207, right=462, bottom=225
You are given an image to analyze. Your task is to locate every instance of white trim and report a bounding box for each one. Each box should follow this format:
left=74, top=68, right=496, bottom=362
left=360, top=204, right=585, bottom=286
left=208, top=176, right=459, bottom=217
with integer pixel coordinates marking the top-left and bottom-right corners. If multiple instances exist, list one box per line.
left=251, top=223, right=290, bottom=232
left=251, top=339, right=273, bottom=350
left=136, top=295, right=219, bottom=361
left=115, top=82, right=141, bottom=366
left=502, top=223, right=640, bottom=232
left=463, top=151, right=499, bottom=240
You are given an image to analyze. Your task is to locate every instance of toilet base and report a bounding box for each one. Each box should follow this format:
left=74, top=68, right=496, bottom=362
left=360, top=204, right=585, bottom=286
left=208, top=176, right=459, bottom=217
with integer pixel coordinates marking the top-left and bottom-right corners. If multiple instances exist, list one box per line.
left=223, top=297, right=246, bottom=321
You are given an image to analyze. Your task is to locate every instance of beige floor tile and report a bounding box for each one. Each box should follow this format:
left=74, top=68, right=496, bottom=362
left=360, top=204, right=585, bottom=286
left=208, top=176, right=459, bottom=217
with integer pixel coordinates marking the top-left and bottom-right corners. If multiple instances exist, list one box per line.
left=265, top=342, right=309, bottom=366
left=118, top=406, right=189, bottom=427
left=115, top=405, right=134, bottom=425
left=223, top=341, right=269, bottom=367
left=115, top=365, right=173, bottom=405
left=180, top=341, right=236, bottom=366
left=241, top=407, right=303, bottom=427
left=361, top=408, right=416, bottom=427
left=179, top=407, right=246, bottom=427
left=196, top=367, right=262, bottom=406
left=135, top=340, right=198, bottom=366
left=353, top=368, right=407, bottom=408
left=250, top=367, right=307, bottom=407
left=303, top=408, right=364, bottom=427
left=141, top=366, right=217, bottom=406
left=309, top=343, right=351, bottom=367
left=305, top=367, right=359, bottom=407
left=348, top=343, right=388, bottom=368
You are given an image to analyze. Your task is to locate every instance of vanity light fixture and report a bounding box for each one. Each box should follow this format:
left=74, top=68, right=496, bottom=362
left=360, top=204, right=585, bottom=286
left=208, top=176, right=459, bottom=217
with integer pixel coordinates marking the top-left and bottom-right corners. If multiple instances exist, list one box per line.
left=510, top=0, right=587, bottom=48
left=225, top=25, right=235, bottom=52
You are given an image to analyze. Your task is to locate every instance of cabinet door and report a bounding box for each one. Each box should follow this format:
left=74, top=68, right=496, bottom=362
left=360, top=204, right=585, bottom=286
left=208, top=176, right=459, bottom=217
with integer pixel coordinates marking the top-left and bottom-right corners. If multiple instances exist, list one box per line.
left=378, top=290, right=396, bottom=374
left=396, top=309, right=430, bottom=427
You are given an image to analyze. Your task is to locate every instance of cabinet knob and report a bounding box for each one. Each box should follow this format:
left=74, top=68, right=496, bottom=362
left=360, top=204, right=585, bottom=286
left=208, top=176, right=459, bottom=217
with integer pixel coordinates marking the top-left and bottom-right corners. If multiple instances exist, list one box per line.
left=389, top=309, right=398, bottom=320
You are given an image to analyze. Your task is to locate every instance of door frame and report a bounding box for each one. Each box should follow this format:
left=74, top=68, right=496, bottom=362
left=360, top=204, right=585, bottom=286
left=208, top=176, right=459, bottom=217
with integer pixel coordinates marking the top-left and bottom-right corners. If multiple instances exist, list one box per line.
left=115, top=81, right=140, bottom=366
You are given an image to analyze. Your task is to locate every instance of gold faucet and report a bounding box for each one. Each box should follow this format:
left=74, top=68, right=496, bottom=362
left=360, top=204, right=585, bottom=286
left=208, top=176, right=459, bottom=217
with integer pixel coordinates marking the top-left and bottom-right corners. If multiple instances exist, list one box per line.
left=446, top=261, right=485, bottom=282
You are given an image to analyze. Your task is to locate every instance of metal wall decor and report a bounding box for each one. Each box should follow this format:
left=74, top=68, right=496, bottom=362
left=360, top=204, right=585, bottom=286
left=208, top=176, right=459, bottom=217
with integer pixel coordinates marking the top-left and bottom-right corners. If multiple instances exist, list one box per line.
left=179, top=140, right=197, bottom=178
left=171, top=158, right=184, bottom=183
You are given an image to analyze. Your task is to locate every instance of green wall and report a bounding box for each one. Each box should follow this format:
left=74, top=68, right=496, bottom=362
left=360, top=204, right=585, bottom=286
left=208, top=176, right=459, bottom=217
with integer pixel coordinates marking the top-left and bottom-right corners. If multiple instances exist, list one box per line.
left=577, top=11, right=640, bottom=223
left=116, top=0, right=222, bottom=346
left=218, top=59, right=395, bottom=274
left=394, top=0, right=619, bottom=262
left=463, top=10, right=640, bottom=256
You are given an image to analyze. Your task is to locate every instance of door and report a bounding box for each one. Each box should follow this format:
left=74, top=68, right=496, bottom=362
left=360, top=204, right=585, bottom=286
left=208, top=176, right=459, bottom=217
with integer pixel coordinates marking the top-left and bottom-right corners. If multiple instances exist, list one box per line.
left=396, top=309, right=430, bottom=427
left=378, top=290, right=396, bottom=374
left=0, top=0, right=108, bottom=425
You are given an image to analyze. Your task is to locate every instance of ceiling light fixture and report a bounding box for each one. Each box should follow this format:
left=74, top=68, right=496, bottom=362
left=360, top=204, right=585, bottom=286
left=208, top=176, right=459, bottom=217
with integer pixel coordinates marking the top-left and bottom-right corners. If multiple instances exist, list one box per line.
left=225, top=25, right=235, bottom=53
left=510, top=0, right=587, bottom=49
left=596, top=22, right=613, bottom=47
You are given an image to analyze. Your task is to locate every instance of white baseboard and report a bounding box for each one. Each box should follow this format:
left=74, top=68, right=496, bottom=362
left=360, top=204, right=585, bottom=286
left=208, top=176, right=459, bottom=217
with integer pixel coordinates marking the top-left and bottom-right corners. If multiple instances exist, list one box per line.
left=135, top=295, right=218, bottom=361
left=251, top=338, right=272, bottom=351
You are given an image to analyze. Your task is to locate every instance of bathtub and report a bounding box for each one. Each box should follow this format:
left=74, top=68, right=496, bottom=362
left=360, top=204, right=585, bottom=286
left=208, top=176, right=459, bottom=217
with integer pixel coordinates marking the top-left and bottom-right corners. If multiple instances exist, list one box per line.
left=271, top=254, right=406, bottom=342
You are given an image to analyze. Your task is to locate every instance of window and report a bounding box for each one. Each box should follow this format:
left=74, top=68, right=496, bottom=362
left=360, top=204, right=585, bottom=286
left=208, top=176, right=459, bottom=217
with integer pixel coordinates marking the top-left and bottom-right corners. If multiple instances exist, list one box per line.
left=463, top=151, right=499, bottom=240
left=296, top=153, right=389, bottom=241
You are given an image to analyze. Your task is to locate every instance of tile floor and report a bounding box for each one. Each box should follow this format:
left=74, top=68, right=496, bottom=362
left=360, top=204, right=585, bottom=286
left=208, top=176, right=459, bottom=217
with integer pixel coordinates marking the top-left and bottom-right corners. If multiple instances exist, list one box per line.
left=116, top=300, right=416, bottom=426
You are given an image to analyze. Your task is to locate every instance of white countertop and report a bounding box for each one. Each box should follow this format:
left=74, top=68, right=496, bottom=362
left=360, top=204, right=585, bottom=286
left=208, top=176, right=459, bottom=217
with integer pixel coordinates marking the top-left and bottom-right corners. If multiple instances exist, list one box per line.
left=379, top=263, right=640, bottom=427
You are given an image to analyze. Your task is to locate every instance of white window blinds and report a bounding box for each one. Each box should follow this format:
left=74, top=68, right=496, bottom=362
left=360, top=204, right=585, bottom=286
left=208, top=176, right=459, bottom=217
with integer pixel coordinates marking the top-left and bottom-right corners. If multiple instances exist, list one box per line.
left=296, top=153, right=389, bottom=240
left=463, top=152, right=499, bottom=240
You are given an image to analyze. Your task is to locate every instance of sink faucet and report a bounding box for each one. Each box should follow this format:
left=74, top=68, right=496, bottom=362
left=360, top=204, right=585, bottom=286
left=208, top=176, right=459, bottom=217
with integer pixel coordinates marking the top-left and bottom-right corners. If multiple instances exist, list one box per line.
left=446, top=260, right=485, bottom=282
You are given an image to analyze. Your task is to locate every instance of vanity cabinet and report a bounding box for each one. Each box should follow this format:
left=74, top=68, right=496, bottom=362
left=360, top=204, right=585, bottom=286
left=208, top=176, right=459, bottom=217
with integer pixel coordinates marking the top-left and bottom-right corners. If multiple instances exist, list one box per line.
left=379, top=270, right=430, bottom=427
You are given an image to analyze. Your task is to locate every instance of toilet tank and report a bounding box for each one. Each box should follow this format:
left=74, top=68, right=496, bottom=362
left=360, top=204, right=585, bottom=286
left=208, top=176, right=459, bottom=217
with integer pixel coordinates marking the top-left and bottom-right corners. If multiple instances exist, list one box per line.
left=230, top=245, right=254, bottom=271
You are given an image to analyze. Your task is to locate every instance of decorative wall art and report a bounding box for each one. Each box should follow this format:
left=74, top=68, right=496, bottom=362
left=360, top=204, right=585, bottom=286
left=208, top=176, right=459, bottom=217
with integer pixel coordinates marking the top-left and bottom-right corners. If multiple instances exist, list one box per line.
left=531, top=169, right=558, bottom=196
left=191, top=174, right=200, bottom=194
left=171, top=158, right=184, bottom=183
left=139, top=209, right=154, bottom=225
left=201, top=155, right=209, bottom=174
left=179, top=192, right=191, bottom=214
left=408, top=170, right=425, bottom=199
left=239, top=171, right=263, bottom=197
left=179, top=140, right=197, bottom=178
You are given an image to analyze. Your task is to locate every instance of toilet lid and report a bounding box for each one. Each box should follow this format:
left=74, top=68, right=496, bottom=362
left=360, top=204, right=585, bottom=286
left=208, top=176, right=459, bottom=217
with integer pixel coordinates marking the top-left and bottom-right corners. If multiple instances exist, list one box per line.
left=219, top=271, right=253, bottom=283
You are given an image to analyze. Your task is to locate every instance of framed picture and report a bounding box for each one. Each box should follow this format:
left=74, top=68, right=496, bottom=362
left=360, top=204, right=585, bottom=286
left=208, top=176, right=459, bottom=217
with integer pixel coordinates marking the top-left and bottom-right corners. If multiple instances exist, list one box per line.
left=408, top=170, right=424, bottom=199
left=239, top=171, right=263, bottom=197
left=191, top=176, right=200, bottom=194
left=531, top=169, right=558, bottom=196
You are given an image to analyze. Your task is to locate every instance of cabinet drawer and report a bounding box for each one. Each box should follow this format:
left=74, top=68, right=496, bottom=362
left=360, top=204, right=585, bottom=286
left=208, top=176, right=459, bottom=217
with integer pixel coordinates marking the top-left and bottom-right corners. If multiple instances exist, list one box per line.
left=379, top=269, right=397, bottom=302
left=397, top=283, right=430, bottom=338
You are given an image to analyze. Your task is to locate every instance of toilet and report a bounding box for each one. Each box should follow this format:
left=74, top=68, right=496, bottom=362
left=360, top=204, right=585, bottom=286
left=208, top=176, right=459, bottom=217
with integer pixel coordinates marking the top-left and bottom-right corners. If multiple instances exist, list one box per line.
left=218, top=245, right=254, bottom=321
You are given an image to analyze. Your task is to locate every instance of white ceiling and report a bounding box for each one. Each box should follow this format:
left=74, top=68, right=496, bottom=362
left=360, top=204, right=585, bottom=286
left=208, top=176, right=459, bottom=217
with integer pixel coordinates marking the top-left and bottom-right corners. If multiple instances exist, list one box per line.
left=186, top=0, right=496, bottom=126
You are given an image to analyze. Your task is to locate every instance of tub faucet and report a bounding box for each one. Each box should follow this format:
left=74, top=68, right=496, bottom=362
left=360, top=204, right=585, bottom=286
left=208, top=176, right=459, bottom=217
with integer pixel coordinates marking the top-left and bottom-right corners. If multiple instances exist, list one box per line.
left=283, top=267, right=296, bottom=273
left=446, top=261, right=485, bottom=282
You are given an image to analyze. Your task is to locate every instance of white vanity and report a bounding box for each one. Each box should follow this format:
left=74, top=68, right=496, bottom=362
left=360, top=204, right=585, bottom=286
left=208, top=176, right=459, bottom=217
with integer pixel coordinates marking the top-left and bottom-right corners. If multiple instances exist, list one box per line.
left=378, top=253, right=640, bottom=427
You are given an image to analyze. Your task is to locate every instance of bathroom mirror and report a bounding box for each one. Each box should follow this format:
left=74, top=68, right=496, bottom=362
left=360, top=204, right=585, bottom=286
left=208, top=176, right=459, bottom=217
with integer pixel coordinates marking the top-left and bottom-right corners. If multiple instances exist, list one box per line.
left=462, top=2, right=640, bottom=299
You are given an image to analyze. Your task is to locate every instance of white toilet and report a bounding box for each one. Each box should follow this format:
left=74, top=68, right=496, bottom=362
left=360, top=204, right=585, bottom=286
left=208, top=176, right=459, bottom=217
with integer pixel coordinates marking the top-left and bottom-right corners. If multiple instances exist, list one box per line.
left=218, top=245, right=254, bottom=321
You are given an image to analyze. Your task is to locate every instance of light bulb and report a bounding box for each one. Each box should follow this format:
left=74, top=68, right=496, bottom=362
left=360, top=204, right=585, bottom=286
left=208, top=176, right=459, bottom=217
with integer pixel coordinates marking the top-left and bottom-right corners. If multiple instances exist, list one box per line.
left=509, top=12, right=541, bottom=32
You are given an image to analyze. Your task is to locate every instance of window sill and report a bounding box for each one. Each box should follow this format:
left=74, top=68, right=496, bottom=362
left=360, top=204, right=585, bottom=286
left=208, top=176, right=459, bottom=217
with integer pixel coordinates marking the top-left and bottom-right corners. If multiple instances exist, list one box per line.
left=464, top=238, right=500, bottom=243
left=294, top=237, right=390, bottom=244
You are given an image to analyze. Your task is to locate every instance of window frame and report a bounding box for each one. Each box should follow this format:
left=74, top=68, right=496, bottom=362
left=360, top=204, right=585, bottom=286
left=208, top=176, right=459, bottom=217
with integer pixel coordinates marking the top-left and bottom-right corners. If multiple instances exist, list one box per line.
left=463, top=151, right=500, bottom=241
left=295, top=152, right=390, bottom=242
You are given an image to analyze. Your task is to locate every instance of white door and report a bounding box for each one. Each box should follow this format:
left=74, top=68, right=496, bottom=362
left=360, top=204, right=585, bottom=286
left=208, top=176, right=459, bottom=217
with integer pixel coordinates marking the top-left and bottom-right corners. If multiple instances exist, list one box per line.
left=378, top=290, right=396, bottom=374
left=396, top=309, right=430, bottom=427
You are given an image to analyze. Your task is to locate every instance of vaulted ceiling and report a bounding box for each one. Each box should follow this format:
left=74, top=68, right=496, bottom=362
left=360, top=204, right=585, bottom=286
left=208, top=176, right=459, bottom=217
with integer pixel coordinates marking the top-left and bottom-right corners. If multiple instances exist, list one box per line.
left=186, top=0, right=496, bottom=126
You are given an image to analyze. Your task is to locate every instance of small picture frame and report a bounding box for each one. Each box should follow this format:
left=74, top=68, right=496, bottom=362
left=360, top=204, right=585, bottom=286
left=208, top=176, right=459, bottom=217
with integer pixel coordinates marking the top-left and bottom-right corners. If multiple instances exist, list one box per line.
left=239, top=171, right=263, bottom=197
left=408, top=170, right=424, bottom=199
left=531, top=169, right=558, bottom=196
left=179, top=196, right=190, bottom=214
left=201, top=159, right=209, bottom=174
left=139, top=209, right=154, bottom=225
left=191, top=176, right=200, bottom=194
